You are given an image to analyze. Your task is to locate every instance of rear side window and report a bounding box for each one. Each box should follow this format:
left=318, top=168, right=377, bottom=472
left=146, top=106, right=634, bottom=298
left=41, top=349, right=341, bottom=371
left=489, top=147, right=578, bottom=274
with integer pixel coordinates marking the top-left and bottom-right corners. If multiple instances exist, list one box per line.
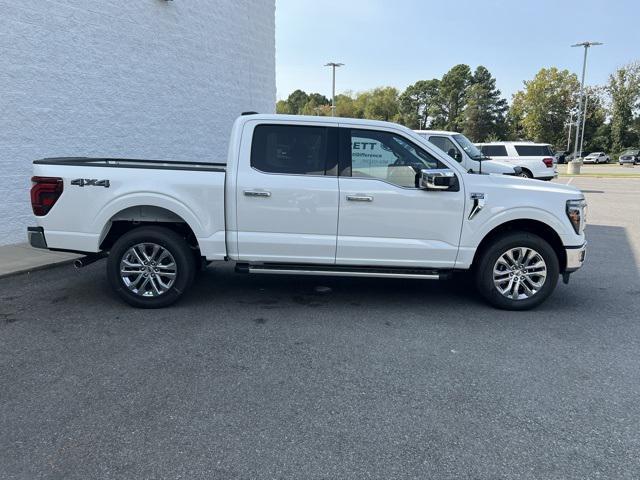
left=480, top=145, right=508, bottom=156
left=514, top=145, right=553, bottom=156
left=251, top=125, right=331, bottom=175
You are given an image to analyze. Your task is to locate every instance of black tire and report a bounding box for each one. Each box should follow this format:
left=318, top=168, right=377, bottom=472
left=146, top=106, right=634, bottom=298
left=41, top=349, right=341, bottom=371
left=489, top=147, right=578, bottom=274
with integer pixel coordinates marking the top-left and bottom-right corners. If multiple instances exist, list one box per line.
left=475, top=232, right=559, bottom=310
left=519, top=169, right=534, bottom=179
left=107, top=226, right=196, bottom=308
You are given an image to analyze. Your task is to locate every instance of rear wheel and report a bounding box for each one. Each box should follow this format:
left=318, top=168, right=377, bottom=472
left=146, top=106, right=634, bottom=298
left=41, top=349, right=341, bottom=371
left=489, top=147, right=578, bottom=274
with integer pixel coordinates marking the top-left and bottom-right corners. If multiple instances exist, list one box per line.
left=475, top=232, right=559, bottom=310
left=519, top=169, right=534, bottom=179
left=107, top=226, right=196, bottom=308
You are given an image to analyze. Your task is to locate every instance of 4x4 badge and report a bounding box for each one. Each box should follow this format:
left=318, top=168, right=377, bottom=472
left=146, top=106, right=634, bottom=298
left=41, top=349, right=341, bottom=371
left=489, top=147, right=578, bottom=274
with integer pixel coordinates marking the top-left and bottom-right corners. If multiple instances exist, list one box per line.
left=71, top=179, right=110, bottom=188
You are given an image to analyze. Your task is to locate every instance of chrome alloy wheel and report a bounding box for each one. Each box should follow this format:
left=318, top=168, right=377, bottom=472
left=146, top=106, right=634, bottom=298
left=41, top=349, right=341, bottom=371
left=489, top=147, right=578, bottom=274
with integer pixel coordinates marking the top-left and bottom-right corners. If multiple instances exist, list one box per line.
left=119, top=243, right=177, bottom=297
left=493, top=247, right=547, bottom=300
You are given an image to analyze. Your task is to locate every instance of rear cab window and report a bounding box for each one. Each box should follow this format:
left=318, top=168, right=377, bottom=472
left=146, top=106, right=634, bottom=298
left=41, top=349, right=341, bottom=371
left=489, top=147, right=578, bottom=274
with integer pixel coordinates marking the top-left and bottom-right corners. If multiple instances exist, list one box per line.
left=251, top=124, right=337, bottom=175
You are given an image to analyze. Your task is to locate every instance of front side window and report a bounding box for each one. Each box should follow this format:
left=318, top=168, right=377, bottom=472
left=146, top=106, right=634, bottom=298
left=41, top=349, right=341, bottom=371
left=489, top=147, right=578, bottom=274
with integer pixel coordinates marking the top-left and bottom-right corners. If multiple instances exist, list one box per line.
left=429, top=136, right=461, bottom=162
left=349, top=129, right=445, bottom=188
left=480, top=145, right=508, bottom=157
left=251, top=125, right=329, bottom=175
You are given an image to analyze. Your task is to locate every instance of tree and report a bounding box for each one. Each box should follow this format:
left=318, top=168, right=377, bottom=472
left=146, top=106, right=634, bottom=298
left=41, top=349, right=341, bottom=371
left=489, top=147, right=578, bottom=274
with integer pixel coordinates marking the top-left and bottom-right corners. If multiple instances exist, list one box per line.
left=286, top=89, right=310, bottom=114
left=579, top=86, right=608, bottom=153
left=307, top=93, right=330, bottom=106
left=432, top=64, right=472, bottom=131
left=462, top=66, right=508, bottom=141
left=335, top=93, right=358, bottom=117
left=364, top=87, right=400, bottom=121
left=398, top=79, right=440, bottom=129
left=507, top=67, right=580, bottom=147
left=608, top=62, right=640, bottom=153
left=276, top=99, right=291, bottom=114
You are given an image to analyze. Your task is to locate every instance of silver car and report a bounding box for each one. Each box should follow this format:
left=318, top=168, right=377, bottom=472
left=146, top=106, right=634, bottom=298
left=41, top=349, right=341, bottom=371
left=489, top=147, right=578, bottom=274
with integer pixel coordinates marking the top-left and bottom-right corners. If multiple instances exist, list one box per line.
left=583, top=152, right=610, bottom=164
left=619, top=149, right=639, bottom=165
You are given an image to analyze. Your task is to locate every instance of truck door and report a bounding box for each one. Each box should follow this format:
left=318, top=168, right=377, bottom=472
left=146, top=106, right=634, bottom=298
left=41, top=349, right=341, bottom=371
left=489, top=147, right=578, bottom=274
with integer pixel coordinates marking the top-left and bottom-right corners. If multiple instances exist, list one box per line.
left=235, top=122, right=339, bottom=264
left=336, top=127, right=465, bottom=268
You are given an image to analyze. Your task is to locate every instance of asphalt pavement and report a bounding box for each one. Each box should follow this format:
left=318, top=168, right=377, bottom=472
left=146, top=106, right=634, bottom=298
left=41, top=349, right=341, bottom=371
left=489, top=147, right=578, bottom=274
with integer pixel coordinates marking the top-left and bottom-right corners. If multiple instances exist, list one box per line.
left=1, top=177, right=639, bottom=479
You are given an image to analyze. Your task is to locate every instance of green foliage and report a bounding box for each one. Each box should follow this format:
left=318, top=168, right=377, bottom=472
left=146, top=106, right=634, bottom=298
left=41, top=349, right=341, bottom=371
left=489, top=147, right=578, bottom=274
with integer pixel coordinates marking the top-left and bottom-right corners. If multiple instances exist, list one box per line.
left=608, top=62, right=640, bottom=153
left=277, top=60, right=640, bottom=153
left=398, top=79, right=440, bottom=129
left=462, top=66, right=508, bottom=141
left=432, top=64, right=472, bottom=131
left=276, top=90, right=330, bottom=115
left=507, top=67, right=580, bottom=147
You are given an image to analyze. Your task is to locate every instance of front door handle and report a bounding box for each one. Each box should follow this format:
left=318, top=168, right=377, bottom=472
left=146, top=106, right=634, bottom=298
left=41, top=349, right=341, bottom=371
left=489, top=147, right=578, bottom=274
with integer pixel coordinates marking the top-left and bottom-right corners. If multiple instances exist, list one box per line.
left=244, top=190, right=271, bottom=198
left=346, top=194, right=373, bottom=202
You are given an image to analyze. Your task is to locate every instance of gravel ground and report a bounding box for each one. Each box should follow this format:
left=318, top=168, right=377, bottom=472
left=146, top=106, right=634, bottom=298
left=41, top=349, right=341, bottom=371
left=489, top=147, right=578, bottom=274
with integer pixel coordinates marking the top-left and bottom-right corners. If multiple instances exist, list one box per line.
left=1, top=177, right=639, bottom=479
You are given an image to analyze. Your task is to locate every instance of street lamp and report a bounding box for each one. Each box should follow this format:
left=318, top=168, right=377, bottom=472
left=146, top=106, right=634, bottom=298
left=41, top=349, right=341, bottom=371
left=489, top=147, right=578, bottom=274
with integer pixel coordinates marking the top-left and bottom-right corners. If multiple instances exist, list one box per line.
left=325, top=62, right=344, bottom=116
left=569, top=41, right=602, bottom=172
left=579, top=92, right=589, bottom=158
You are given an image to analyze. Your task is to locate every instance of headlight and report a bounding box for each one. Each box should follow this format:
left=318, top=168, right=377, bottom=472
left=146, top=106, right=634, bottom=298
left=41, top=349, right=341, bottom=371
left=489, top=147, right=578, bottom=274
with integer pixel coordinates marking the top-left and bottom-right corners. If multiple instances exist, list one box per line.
left=566, top=199, right=587, bottom=234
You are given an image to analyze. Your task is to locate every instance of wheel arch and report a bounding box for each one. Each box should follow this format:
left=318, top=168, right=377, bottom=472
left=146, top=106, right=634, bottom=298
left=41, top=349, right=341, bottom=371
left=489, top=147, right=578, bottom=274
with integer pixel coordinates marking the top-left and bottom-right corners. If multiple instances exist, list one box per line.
left=471, top=219, right=567, bottom=272
left=99, top=205, right=200, bottom=252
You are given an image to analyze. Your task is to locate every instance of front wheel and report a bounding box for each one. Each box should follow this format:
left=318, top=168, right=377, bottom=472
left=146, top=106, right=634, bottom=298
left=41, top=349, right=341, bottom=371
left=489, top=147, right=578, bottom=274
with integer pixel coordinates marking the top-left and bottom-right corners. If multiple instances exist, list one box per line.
left=107, top=226, right=196, bottom=308
left=475, top=232, right=559, bottom=310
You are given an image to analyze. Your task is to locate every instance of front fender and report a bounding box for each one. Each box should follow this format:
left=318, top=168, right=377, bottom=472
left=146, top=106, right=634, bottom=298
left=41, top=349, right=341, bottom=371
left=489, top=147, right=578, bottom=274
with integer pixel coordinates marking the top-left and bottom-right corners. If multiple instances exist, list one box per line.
left=455, top=206, right=575, bottom=269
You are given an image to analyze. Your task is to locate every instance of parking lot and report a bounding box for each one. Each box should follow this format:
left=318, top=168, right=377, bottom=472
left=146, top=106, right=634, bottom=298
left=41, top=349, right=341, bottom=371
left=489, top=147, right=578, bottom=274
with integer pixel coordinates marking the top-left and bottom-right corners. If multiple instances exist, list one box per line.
left=1, top=177, right=639, bottom=479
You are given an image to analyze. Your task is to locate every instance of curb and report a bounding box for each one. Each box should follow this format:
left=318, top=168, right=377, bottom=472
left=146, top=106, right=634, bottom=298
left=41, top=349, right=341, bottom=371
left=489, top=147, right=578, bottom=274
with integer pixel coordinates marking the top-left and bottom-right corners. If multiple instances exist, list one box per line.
left=0, top=257, right=81, bottom=280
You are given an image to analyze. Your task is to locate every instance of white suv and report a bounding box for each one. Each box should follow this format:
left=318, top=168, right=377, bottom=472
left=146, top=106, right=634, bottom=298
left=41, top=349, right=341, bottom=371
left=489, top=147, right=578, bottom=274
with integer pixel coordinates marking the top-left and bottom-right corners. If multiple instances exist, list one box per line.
left=476, top=142, right=558, bottom=180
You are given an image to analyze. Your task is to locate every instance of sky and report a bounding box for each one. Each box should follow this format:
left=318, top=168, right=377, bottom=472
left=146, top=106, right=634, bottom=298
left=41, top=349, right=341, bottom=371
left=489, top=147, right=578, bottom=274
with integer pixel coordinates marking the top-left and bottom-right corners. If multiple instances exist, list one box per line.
left=275, top=0, right=640, bottom=102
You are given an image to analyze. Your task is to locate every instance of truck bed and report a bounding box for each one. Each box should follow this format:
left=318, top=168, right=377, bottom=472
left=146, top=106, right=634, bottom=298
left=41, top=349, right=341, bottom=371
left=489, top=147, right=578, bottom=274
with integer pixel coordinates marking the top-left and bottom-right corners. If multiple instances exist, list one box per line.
left=31, top=157, right=227, bottom=259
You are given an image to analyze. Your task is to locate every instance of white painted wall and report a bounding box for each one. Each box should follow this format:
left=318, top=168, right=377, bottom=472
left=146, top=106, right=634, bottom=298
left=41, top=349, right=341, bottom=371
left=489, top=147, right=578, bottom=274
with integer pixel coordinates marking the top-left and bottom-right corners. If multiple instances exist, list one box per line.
left=0, top=0, right=276, bottom=245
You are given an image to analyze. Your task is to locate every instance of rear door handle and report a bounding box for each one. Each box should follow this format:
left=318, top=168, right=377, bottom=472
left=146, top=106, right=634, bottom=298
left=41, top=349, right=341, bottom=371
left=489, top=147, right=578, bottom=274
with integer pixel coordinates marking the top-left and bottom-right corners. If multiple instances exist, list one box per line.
left=244, top=190, right=271, bottom=198
left=346, top=195, right=373, bottom=202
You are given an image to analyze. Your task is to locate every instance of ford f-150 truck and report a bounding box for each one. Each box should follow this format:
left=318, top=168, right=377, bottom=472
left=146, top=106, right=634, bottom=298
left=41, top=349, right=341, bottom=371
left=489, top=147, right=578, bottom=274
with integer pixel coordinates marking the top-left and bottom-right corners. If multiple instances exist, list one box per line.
left=28, top=114, right=587, bottom=310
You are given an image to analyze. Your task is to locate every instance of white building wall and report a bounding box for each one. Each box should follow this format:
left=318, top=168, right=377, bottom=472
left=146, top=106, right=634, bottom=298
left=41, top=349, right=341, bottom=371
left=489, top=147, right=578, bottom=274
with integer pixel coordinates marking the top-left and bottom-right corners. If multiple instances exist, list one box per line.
left=0, top=0, right=276, bottom=245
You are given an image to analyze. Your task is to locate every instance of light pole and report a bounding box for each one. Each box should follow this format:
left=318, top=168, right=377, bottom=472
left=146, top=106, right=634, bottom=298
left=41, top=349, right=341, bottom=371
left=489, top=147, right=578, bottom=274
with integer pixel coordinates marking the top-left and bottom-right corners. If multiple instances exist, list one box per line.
left=579, top=92, right=589, bottom=157
left=325, top=62, right=344, bottom=116
left=569, top=41, right=602, bottom=172
left=566, top=111, right=574, bottom=153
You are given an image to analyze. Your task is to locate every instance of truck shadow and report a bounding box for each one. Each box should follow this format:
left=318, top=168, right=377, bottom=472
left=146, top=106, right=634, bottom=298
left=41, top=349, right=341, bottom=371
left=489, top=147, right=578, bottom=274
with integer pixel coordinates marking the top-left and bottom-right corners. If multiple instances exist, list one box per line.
left=186, top=224, right=639, bottom=315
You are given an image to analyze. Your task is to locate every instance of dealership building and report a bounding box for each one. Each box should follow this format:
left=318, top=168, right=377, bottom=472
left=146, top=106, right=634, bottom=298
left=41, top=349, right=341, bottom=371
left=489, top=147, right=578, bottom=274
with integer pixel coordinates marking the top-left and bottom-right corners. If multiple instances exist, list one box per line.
left=0, top=0, right=276, bottom=245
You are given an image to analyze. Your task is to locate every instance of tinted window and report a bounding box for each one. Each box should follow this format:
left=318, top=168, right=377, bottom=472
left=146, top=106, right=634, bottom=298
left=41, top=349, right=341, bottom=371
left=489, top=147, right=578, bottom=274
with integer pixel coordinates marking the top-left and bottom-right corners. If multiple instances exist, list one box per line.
left=514, top=145, right=553, bottom=156
left=349, top=129, right=445, bottom=188
left=251, top=125, right=329, bottom=175
left=480, top=145, right=508, bottom=156
left=429, top=136, right=461, bottom=162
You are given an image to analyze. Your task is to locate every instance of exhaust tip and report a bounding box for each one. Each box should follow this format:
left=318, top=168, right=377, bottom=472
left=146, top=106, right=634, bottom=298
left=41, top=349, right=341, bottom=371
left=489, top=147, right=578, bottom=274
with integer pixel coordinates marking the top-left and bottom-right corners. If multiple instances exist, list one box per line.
left=73, top=259, right=85, bottom=269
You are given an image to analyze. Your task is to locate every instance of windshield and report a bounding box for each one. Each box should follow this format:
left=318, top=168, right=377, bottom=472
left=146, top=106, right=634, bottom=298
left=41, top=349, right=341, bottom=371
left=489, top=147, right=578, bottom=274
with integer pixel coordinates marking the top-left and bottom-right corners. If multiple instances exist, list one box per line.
left=452, top=134, right=485, bottom=160
left=622, top=150, right=639, bottom=156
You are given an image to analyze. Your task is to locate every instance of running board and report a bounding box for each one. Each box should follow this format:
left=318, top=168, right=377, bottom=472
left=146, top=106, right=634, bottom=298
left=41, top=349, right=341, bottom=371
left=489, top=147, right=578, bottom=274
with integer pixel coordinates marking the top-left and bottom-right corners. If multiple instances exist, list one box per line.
left=236, top=263, right=449, bottom=280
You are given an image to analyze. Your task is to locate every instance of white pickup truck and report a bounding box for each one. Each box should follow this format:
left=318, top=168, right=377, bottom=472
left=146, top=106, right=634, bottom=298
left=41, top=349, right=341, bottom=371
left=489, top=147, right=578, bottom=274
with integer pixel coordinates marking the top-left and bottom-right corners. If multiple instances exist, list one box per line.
left=28, top=114, right=587, bottom=310
left=414, top=130, right=520, bottom=176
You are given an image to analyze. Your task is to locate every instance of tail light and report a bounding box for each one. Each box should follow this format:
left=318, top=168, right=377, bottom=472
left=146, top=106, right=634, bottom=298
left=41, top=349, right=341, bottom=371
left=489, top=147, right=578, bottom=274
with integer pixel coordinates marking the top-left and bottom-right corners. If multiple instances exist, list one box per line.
left=31, top=176, right=63, bottom=216
left=542, top=157, right=554, bottom=168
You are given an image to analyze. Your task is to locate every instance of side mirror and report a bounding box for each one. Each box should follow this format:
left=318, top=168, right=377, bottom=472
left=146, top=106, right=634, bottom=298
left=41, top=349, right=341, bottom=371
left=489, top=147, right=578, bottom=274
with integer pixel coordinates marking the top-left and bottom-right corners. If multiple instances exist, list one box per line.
left=420, top=169, right=457, bottom=190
